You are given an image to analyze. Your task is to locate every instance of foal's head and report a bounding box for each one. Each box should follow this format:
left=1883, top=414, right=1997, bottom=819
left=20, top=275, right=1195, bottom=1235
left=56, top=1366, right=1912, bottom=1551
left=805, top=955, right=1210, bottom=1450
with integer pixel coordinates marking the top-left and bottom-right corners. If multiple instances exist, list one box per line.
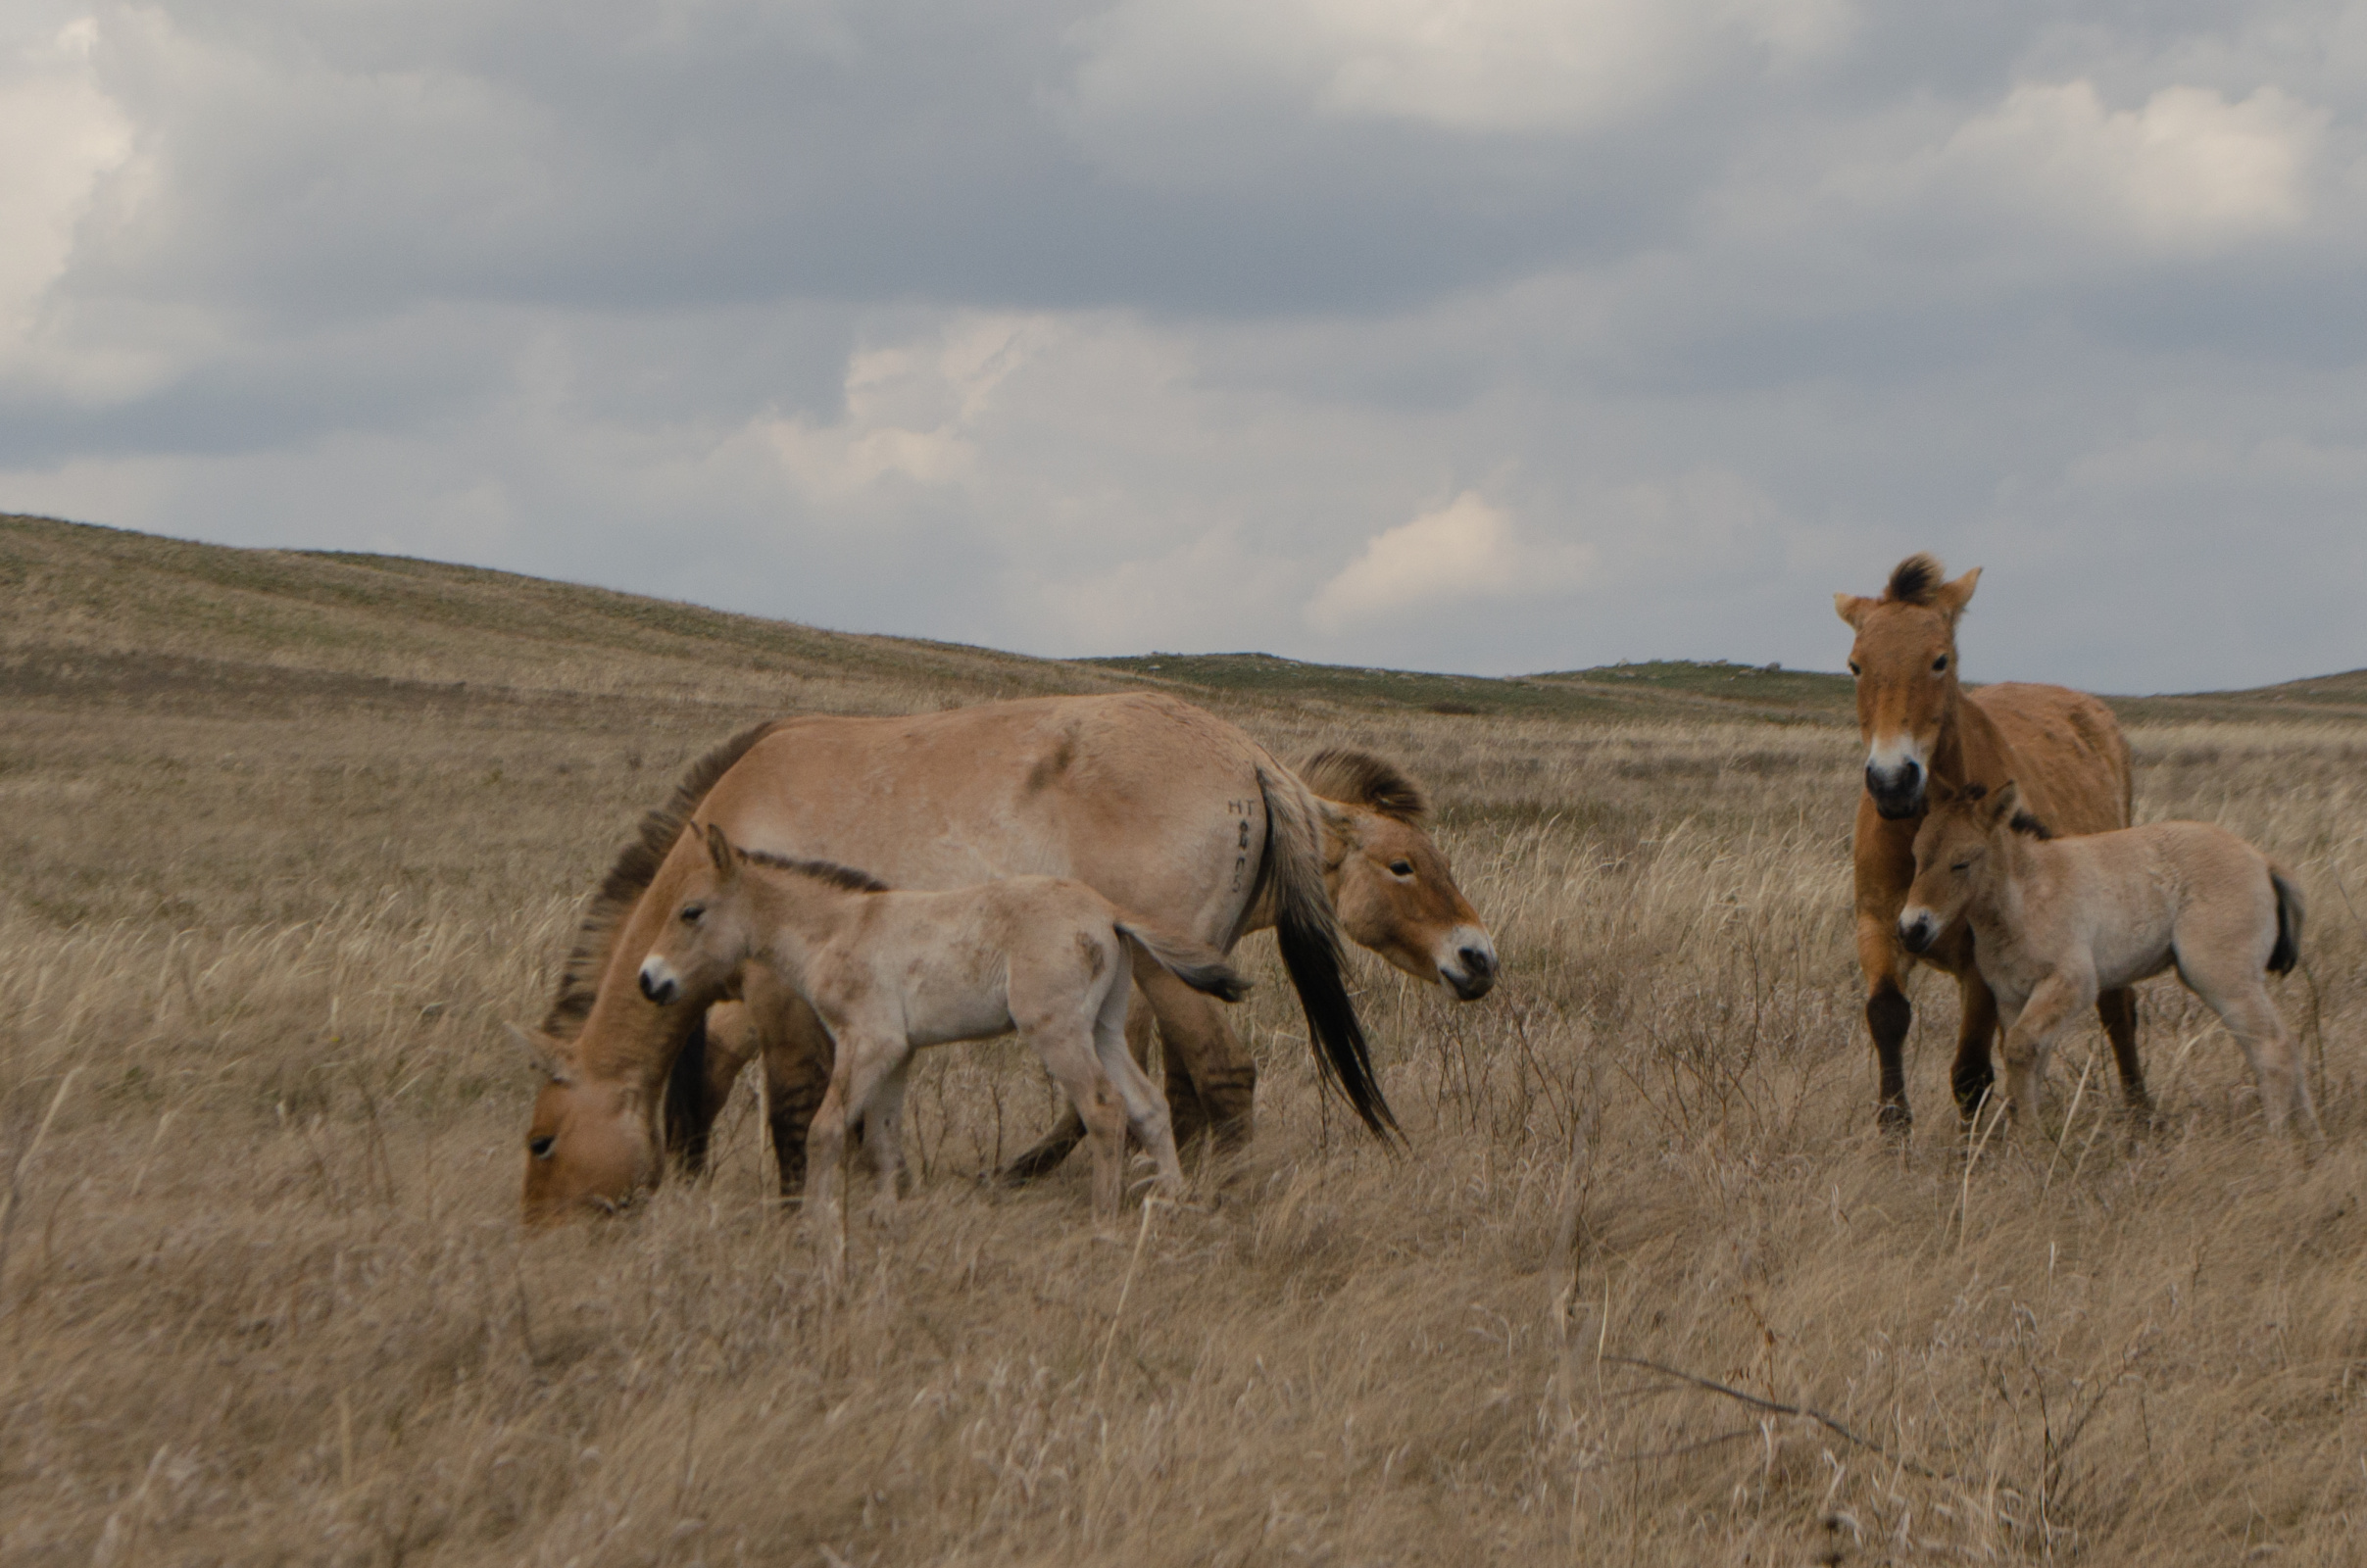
left=1302, top=750, right=1499, bottom=1001
left=1835, top=554, right=1981, bottom=819
left=1899, top=780, right=2021, bottom=954
left=636, top=823, right=758, bottom=1008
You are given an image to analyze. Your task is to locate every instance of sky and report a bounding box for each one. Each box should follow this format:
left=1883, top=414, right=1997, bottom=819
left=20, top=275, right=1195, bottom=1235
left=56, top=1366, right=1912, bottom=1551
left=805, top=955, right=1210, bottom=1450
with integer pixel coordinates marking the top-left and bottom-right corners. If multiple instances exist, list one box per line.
left=6, top=1, right=2367, bottom=691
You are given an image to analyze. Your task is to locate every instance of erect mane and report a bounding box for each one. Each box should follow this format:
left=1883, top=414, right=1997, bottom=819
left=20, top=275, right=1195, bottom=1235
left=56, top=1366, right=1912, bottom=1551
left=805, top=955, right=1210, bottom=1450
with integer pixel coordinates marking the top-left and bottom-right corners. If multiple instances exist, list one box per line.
left=1953, top=782, right=2052, bottom=839
left=1883, top=553, right=1945, bottom=606
left=1298, top=748, right=1430, bottom=825
left=735, top=847, right=891, bottom=893
left=539, top=720, right=782, bottom=1036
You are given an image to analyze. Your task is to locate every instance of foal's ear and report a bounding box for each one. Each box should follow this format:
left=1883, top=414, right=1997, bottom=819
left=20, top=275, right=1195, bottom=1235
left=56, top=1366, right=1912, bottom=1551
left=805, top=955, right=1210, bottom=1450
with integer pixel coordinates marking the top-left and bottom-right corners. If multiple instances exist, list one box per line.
left=506, top=1023, right=575, bottom=1086
left=1932, top=566, right=1981, bottom=622
left=703, top=821, right=735, bottom=876
left=1834, top=592, right=1875, bottom=629
left=1987, top=779, right=2021, bottom=823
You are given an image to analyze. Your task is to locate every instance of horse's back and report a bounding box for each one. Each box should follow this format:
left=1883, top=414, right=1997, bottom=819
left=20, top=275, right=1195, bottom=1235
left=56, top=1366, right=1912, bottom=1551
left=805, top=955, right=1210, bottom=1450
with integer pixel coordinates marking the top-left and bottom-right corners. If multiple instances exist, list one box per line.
left=697, top=694, right=1262, bottom=943
left=1969, top=682, right=2131, bottom=836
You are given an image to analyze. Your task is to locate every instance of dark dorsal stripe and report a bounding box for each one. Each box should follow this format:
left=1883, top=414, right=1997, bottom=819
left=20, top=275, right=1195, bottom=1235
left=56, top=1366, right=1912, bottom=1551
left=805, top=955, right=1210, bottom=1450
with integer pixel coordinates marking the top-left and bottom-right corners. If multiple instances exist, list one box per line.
left=1298, top=748, right=1431, bottom=825
left=735, top=846, right=890, bottom=893
left=539, top=719, right=782, bottom=1035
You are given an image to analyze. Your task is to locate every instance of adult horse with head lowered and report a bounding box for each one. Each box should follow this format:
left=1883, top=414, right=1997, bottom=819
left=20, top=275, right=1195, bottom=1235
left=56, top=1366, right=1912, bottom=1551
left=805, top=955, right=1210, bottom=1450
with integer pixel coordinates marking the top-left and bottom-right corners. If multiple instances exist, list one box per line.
left=516, top=693, right=1452, bottom=1224
left=1835, top=555, right=2142, bottom=1133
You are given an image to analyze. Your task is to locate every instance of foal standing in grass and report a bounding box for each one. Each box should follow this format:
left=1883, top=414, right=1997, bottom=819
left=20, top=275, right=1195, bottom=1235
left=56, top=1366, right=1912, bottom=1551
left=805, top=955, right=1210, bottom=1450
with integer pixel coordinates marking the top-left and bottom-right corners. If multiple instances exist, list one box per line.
left=1900, top=781, right=2316, bottom=1142
left=637, top=824, right=1249, bottom=1262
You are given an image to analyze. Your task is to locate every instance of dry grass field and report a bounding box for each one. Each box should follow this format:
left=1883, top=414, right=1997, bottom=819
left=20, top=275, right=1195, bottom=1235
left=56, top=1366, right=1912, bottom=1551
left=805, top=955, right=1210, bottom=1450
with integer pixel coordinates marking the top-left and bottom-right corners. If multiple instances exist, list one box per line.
left=5, top=514, right=2367, bottom=1565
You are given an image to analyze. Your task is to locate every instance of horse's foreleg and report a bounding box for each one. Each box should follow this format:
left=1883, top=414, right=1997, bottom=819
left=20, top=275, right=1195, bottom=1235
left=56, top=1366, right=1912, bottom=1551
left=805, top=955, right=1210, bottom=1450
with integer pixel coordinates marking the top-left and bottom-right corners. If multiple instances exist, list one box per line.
left=2096, top=988, right=2152, bottom=1121
left=1142, top=968, right=1255, bottom=1152
left=2000, top=974, right=2090, bottom=1139
left=757, top=976, right=834, bottom=1199
left=1856, top=913, right=1913, bottom=1134
left=1951, top=970, right=1999, bottom=1123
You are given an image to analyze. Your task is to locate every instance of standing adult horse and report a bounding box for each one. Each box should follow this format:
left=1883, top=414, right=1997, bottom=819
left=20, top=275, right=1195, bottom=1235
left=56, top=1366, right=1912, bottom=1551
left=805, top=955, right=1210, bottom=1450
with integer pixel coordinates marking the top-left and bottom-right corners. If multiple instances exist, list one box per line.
left=517, top=693, right=1402, bottom=1224
left=683, top=746, right=1500, bottom=1186
left=1836, top=554, right=2143, bottom=1132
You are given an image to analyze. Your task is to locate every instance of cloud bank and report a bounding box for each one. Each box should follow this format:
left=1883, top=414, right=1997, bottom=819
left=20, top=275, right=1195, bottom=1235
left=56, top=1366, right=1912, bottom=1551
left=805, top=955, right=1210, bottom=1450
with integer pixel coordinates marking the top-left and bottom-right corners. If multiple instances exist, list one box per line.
left=5, top=0, right=2367, bottom=689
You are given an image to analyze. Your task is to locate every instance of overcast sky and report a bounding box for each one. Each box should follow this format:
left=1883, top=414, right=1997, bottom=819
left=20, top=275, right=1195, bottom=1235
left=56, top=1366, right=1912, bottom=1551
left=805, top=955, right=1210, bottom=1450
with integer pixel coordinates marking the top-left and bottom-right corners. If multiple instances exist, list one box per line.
left=7, top=1, right=2366, bottom=690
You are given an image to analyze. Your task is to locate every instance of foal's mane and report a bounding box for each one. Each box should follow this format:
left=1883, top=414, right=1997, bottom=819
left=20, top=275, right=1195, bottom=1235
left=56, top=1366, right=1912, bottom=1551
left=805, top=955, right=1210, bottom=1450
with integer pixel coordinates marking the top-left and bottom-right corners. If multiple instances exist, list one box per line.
left=1955, top=782, right=2054, bottom=840
left=735, top=846, right=891, bottom=893
left=538, top=720, right=782, bottom=1036
left=1299, top=748, right=1430, bottom=825
left=1884, top=553, right=1945, bottom=606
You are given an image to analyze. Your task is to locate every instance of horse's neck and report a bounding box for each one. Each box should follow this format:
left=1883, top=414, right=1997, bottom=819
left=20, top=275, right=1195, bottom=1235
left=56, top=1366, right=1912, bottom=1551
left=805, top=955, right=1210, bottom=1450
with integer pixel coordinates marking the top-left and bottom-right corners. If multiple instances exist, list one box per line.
left=744, top=874, right=859, bottom=987
left=1970, top=834, right=2042, bottom=951
left=1931, top=684, right=2014, bottom=789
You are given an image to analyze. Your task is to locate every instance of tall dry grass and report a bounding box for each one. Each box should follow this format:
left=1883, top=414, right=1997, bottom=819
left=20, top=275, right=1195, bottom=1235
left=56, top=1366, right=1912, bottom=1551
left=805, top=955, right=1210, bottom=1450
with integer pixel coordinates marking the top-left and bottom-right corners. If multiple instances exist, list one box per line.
left=4, top=686, right=2365, bottom=1565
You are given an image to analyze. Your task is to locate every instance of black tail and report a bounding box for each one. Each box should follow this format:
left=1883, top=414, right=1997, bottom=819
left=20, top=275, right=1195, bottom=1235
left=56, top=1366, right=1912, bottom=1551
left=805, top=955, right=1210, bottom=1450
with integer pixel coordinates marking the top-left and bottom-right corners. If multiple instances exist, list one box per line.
left=663, top=1009, right=715, bottom=1175
left=2268, top=867, right=2304, bottom=975
left=1116, top=921, right=1252, bottom=1003
left=1254, top=762, right=1399, bottom=1140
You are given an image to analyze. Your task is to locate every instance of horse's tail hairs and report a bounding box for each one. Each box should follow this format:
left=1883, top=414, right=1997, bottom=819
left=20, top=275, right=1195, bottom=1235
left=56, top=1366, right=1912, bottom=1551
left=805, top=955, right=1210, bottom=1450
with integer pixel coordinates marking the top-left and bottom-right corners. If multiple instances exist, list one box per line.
left=1257, top=761, right=1399, bottom=1143
left=2269, top=866, right=2305, bottom=975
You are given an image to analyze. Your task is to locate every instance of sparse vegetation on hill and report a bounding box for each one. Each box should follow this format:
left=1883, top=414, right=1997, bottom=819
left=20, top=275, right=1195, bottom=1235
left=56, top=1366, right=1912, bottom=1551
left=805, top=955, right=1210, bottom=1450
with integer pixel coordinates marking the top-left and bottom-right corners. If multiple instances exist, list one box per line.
left=4, top=514, right=2366, bottom=1564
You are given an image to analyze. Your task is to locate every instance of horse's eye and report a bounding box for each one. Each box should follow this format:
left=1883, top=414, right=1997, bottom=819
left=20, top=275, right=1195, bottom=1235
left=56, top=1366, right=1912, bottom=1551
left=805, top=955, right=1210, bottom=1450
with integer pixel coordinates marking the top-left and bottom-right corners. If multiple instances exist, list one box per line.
left=1932, top=656, right=1948, bottom=672
left=528, top=1135, right=556, bottom=1159
left=1848, top=662, right=1861, bottom=676
left=680, top=904, right=704, bottom=924
left=1388, top=859, right=1414, bottom=877
left=1949, top=861, right=1970, bottom=873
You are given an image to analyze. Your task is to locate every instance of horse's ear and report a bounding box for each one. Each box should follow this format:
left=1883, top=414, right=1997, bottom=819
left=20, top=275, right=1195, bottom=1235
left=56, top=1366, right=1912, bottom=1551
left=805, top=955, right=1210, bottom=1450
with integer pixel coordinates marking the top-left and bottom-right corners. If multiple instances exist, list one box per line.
left=1987, top=779, right=2020, bottom=824
left=1834, top=592, right=1874, bottom=629
left=1932, top=567, right=1981, bottom=622
left=704, top=821, right=735, bottom=876
left=507, top=1023, right=575, bottom=1086
left=1927, top=778, right=1960, bottom=808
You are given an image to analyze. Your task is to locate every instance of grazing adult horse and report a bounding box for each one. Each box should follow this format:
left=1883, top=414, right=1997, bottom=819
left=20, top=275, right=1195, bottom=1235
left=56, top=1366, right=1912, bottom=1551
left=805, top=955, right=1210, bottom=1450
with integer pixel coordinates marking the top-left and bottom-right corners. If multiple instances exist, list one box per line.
left=517, top=692, right=1394, bottom=1225
left=1901, top=781, right=2314, bottom=1141
left=1836, top=555, right=2140, bottom=1132
left=639, top=825, right=1249, bottom=1263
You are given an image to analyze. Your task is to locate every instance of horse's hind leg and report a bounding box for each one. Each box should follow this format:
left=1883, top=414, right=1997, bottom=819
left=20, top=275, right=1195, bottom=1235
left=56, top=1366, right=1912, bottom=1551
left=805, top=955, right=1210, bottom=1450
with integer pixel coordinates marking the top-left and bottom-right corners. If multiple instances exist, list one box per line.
left=2096, top=987, right=2153, bottom=1122
left=997, top=989, right=1157, bottom=1184
left=1028, top=1021, right=1131, bottom=1224
left=2197, top=975, right=2317, bottom=1142
left=1092, top=975, right=1181, bottom=1197
left=1143, top=968, right=1256, bottom=1152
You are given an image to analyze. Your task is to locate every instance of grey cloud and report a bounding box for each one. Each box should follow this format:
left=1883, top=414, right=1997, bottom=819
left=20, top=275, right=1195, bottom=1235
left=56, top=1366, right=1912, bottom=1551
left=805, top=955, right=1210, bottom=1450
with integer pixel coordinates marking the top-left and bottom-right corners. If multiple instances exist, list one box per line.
left=5, top=0, right=2366, bottom=693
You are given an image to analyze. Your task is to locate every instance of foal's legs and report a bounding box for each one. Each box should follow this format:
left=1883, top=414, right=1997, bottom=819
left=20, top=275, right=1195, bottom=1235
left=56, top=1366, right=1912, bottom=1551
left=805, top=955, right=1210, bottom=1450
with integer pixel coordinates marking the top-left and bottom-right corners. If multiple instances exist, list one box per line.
left=2181, top=954, right=2319, bottom=1141
left=862, top=1056, right=912, bottom=1212
left=1022, top=1015, right=1132, bottom=1223
left=1998, top=971, right=2095, bottom=1138
left=1090, top=974, right=1182, bottom=1197
left=997, top=988, right=1156, bottom=1183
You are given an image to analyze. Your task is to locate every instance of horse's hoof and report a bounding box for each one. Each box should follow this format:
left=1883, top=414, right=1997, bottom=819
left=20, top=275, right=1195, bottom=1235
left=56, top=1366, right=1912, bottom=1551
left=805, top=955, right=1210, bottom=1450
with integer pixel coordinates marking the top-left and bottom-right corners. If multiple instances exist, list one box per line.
left=1876, top=1102, right=1912, bottom=1140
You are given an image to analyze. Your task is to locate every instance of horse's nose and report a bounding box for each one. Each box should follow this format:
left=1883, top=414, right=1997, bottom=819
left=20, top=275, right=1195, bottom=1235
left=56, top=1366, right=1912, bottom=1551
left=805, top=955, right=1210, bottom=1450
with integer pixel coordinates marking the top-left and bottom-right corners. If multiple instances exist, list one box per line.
left=637, top=960, right=678, bottom=1005
left=1897, top=911, right=1936, bottom=955
left=1865, top=758, right=1925, bottom=818
left=1443, top=938, right=1499, bottom=1000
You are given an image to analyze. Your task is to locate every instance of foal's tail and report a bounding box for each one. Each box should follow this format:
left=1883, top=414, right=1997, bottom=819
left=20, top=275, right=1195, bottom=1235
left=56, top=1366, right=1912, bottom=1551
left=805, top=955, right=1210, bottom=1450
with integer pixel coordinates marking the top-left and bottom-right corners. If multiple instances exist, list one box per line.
left=1251, top=760, right=1400, bottom=1141
left=1116, top=921, right=1252, bottom=1004
left=2268, top=865, right=2305, bottom=975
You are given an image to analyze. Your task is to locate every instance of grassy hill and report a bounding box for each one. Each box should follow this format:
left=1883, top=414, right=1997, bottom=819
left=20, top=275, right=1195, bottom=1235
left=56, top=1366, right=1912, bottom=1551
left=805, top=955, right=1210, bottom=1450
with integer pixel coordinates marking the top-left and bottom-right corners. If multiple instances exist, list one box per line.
left=8, top=511, right=2367, bottom=1563
left=18, top=512, right=2356, bottom=726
